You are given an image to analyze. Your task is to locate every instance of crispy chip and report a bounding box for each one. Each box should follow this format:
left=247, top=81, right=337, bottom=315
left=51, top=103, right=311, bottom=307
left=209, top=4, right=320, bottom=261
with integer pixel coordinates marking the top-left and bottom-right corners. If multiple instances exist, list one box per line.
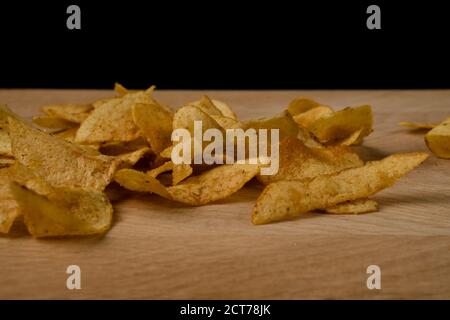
left=114, top=82, right=129, bottom=96
left=42, top=104, right=93, bottom=123
left=257, top=136, right=363, bottom=185
left=336, top=127, right=363, bottom=146
left=148, top=161, right=174, bottom=178
left=167, top=164, right=260, bottom=205
left=52, top=127, right=79, bottom=142
left=309, top=105, right=373, bottom=143
left=324, top=198, right=378, bottom=214
left=400, top=121, right=437, bottom=130
left=287, top=97, right=322, bottom=117
left=160, top=145, right=173, bottom=158
left=172, top=163, right=193, bottom=185
left=0, top=129, right=12, bottom=157
left=0, top=168, right=20, bottom=233
left=244, top=110, right=299, bottom=138
left=132, top=102, right=173, bottom=154
left=211, top=115, right=244, bottom=130
left=76, top=91, right=155, bottom=144
left=293, top=105, right=334, bottom=128
left=32, top=115, right=76, bottom=130
left=210, top=99, right=237, bottom=120
left=0, top=157, right=15, bottom=168
left=189, top=96, right=222, bottom=116
left=114, top=168, right=171, bottom=198
left=9, top=117, right=122, bottom=190
left=425, top=117, right=450, bottom=159
left=118, top=147, right=151, bottom=167
left=252, top=152, right=428, bottom=224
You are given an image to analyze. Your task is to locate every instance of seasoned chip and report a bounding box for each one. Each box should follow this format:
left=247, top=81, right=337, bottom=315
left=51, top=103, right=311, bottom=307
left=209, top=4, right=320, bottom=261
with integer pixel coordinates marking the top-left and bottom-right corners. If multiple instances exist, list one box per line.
left=293, top=105, right=334, bottom=128
left=148, top=161, right=174, bottom=178
left=32, top=115, right=76, bottom=130
left=400, top=121, right=437, bottom=130
left=257, top=136, right=363, bottom=185
left=0, top=129, right=12, bottom=157
left=9, top=117, right=122, bottom=190
left=42, top=103, right=93, bottom=123
left=425, top=117, right=450, bottom=159
left=118, top=147, right=151, bottom=167
left=188, top=95, right=222, bottom=116
left=211, top=115, right=244, bottom=130
left=132, top=102, right=173, bottom=154
left=287, top=97, right=322, bottom=117
left=252, top=152, right=428, bottom=224
left=210, top=99, right=237, bottom=120
left=114, top=168, right=171, bottom=198
left=0, top=168, right=20, bottom=233
left=309, top=105, right=373, bottom=143
left=52, top=127, right=79, bottom=142
left=172, top=163, right=193, bottom=185
left=324, top=198, right=378, bottom=214
left=244, top=110, right=299, bottom=138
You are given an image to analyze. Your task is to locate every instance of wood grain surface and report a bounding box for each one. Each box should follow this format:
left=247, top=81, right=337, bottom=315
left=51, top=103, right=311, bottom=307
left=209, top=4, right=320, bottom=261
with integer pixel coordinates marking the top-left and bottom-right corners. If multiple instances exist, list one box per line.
left=1, top=89, right=449, bottom=299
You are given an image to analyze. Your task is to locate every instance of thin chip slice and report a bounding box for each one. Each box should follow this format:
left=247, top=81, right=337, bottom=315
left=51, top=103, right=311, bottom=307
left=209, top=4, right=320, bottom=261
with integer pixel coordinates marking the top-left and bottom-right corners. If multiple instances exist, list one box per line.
left=335, top=128, right=363, bottom=146
left=287, top=97, right=322, bottom=117
left=114, top=168, right=171, bottom=198
left=160, top=145, right=173, bottom=158
left=9, top=117, right=122, bottom=190
left=132, top=102, right=173, bottom=154
left=189, top=96, right=222, bottom=116
left=293, top=105, right=334, bottom=128
left=172, top=163, right=193, bottom=185
left=324, top=198, right=378, bottom=214
left=425, top=117, right=450, bottom=159
left=0, top=129, right=12, bottom=156
left=252, top=152, right=428, bottom=224
left=167, top=163, right=260, bottom=206
left=114, top=82, right=129, bottom=96
left=400, top=121, right=437, bottom=130
left=52, top=127, right=79, bottom=142
left=244, top=110, right=299, bottom=138
left=118, top=147, right=151, bottom=167
left=42, top=104, right=93, bottom=123
left=32, top=115, right=76, bottom=130
left=309, top=105, right=373, bottom=143
left=257, top=136, right=363, bottom=185
left=211, top=99, right=237, bottom=120
left=0, top=157, right=15, bottom=168
left=148, top=161, right=174, bottom=178
left=211, top=115, right=244, bottom=130
left=0, top=168, right=20, bottom=233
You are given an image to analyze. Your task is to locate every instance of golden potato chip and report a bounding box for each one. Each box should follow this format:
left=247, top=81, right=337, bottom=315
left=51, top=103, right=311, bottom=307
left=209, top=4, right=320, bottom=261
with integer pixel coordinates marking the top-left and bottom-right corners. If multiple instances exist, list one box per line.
left=0, top=168, right=20, bottom=233
left=252, top=152, right=428, bottom=224
left=148, top=161, right=174, bottom=178
left=9, top=117, right=122, bottom=190
left=293, top=105, right=334, bottom=128
left=172, top=163, right=193, bottom=185
left=211, top=115, right=244, bottom=130
left=287, top=97, right=322, bottom=117
left=114, top=82, right=129, bottom=96
left=400, top=121, right=437, bottom=130
left=160, top=145, right=173, bottom=158
left=324, top=198, right=378, bottom=214
left=132, top=102, right=173, bottom=154
left=42, top=104, right=93, bottom=123
left=114, top=168, right=171, bottom=198
left=118, top=147, right=151, bottom=167
left=425, top=117, right=450, bottom=159
left=99, top=137, right=148, bottom=155
left=0, top=129, right=12, bottom=157
left=244, top=110, right=299, bottom=138
left=92, top=97, right=119, bottom=109
left=52, top=127, right=79, bottom=142
left=167, top=163, right=260, bottom=206
left=32, top=115, right=76, bottom=130
left=189, top=95, right=222, bottom=116
left=0, top=157, right=15, bottom=168
left=336, top=128, right=363, bottom=146
left=257, top=136, right=363, bottom=185
left=309, top=105, right=373, bottom=143
left=76, top=91, right=155, bottom=144
left=210, top=99, right=237, bottom=120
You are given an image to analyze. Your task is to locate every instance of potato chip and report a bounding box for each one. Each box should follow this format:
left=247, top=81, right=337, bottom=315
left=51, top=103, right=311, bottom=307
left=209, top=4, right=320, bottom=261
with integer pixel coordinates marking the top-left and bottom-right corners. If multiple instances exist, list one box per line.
left=132, top=102, right=173, bottom=154
left=160, top=145, right=173, bottom=158
left=114, top=168, right=171, bottom=198
left=32, top=115, right=76, bottom=130
left=172, top=163, right=193, bottom=185
left=324, top=198, right=378, bottom=214
left=52, top=127, right=79, bottom=142
left=211, top=115, right=244, bottom=130
left=114, top=82, right=129, bottom=96
left=42, top=104, right=93, bottom=124
left=148, top=161, right=173, bottom=178
left=99, top=137, right=148, bottom=155
left=309, top=105, right=373, bottom=143
left=293, top=105, right=334, bottom=128
left=287, top=97, right=322, bottom=117
left=336, top=128, right=363, bottom=146
left=0, top=157, right=15, bottom=168
left=9, top=117, right=122, bottom=190
left=76, top=91, right=155, bottom=144
left=257, top=136, right=363, bottom=185
left=244, top=110, right=299, bottom=138
left=188, top=96, right=222, bottom=116
left=400, top=121, right=437, bottom=130
left=167, top=163, right=260, bottom=205
left=0, top=167, right=20, bottom=233
left=210, top=99, right=237, bottom=120
left=425, top=117, right=450, bottom=159
left=118, top=147, right=151, bottom=167
left=0, top=129, right=12, bottom=157
left=252, top=152, right=428, bottom=224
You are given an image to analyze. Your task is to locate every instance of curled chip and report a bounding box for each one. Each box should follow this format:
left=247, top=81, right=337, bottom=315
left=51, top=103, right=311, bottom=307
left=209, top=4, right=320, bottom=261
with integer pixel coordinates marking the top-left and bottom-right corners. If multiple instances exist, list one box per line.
left=52, top=127, right=79, bottom=142
left=287, top=97, right=322, bottom=117
left=324, top=198, right=378, bottom=214
left=147, top=161, right=174, bottom=178
left=167, top=163, right=260, bottom=206
left=76, top=89, right=155, bottom=144
left=189, top=95, right=223, bottom=116
left=42, top=103, right=93, bottom=124
left=10, top=165, right=113, bottom=237
left=114, top=82, right=129, bottom=96
left=257, top=136, right=363, bottom=185
left=244, top=110, right=299, bottom=138
left=425, top=117, right=450, bottom=159
left=172, top=163, right=193, bottom=185
left=32, top=115, right=76, bottom=130
left=0, top=167, right=20, bottom=233
left=9, top=117, right=122, bottom=190
left=293, top=105, right=334, bottom=128
left=118, top=147, right=151, bottom=167
left=211, top=115, right=244, bottom=130
left=400, top=121, right=437, bottom=130
left=309, top=105, right=373, bottom=143
left=0, top=129, right=12, bottom=157
left=132, top=102, right=173, bottom=154
left=252, top=152, right=428, bottom=224
left=114, top=168, right=171, bottom=198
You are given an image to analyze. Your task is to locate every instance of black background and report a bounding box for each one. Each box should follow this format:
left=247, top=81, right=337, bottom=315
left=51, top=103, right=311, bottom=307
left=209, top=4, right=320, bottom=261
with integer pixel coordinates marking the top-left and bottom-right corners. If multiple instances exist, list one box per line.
left=1, top=1, right=449, bottom=89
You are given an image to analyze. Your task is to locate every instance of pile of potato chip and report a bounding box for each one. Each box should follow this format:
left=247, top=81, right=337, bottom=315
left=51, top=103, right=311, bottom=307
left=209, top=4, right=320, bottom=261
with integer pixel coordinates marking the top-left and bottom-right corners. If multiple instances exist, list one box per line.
left=0, top=84, right=429, bottom=236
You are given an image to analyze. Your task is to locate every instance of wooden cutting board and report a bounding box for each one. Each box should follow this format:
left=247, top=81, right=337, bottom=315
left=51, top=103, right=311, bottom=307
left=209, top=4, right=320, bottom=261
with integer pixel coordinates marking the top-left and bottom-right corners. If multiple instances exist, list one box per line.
left=1, top=89, right=449, bottom=299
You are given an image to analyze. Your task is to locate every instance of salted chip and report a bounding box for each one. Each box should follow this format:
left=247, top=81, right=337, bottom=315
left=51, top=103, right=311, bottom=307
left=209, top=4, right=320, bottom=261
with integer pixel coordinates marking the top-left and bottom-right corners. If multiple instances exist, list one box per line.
left=293, top=105, right=334, bottom=128
left=118, top=147, right=151, bottom=167
left=148, top=161, right=173, bottom=178
left=287, top=97, right=322, bottom=117
left=252, top=152, right=428, bottom=224
left=244, top=110, right=299, bottom=138
left=324, top=198, right=378, bottom=214
left=400, top=121, right=437, bottom=130
left=172, top=163, right=193, bottom=185
left=32, top=115, right=76, bottom=130
left=114, top=168, right=171, bottom=198
left=9, top=117, right=122, bottom=190
left=167, top=164, right=260, bottom=206
left=76, top=90, right=155, bottom=144
left=309, top=105, right=373, bottom=143
left=42, top=104, right=93, bottom=124
left=425, top=117, right=450, bottom=159
left=257, top=137, right=363, bottom=185
left=132, top=102, right=173, bottom=154
left=0, top=168, right=20, bottom=233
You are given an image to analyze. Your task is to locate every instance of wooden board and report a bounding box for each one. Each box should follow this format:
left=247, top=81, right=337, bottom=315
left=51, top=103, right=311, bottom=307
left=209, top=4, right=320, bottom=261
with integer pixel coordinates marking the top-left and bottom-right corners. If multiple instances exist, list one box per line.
left=1, top=89, right=449, bottom=299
